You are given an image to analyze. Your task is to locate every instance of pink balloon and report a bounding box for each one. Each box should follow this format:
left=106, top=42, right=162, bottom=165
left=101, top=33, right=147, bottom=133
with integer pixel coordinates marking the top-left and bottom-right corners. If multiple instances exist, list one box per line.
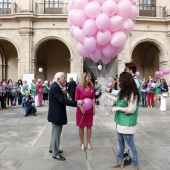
left=83, top=19, right=98, bottom=36
left=12, top=100, right=16, bottom=106
left=95, top=91, right=100, bottom=96
left=8, top=82, right=13, bottom=88
left=17, top=88, right=21, bottom=93
left=155, top=71, right=160, bottom=77
left=112, top=46, right=125, bottom=57
left=68, top=9, right=76, bottom=24
left=74, top=0, right=88, bottom=10
left=114, top=0, right=121, bottom=2
left=84, top=2, right=101, bottom=19
left=117, top=0, right=132, bottom=19
left=82, top=98, right=93, bottom=111
left=129, top=0, right=137, bottom=5
left=109, top=15, right=124, bottom=32
left=100, top=55, right=111, bottom=64
left=96, top=13, right=110, bottom=31
left=93, top=0, right=105, bottom=4
left=12, top=89, right=16, bottom=93
left=151, top=83, right=156, bottom=88
left=148, top=83, right=151, bottom=87
left=2, top=82, right=7, bottom=88
left=84, top=36, right=97, bottom=53
left=135, top=72, right=140, bottom=77
left=101, top=44, right=114, bottom=58
left=70, top=25, right=75, bottom=36
left=159, top=72, right=164, bottom=77
left=89, top=45, right=102, bottom=63
left=73, top=10, right=87, bottom=28
left=49, top=81, right=53, bottom=86
left=67, top=0, right=75, bottom=12
left=129, top=5, right=137, bottom=19
left=146, top=87, right=150, bottom=93
left=111, top=31, right=126, bottom=47
left=102, top=0, right=117, bottom=17
left=123, top=19, right=134, bottom=34
left=24, top=84, right=28, bottom=89
left=76, top=43, right=89, bottom=58
left=107, top=83, right=112, bottom=88
left=73, top=27, right=86, bottom=44
left=97, top=30, right=111, bottom=46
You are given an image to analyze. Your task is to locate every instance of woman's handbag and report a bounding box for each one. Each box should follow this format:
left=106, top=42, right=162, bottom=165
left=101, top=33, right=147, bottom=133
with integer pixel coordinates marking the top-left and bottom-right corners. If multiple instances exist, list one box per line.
left=123, top=150, right=131, bottom=166
left=162, top=92, right=169, bottom=98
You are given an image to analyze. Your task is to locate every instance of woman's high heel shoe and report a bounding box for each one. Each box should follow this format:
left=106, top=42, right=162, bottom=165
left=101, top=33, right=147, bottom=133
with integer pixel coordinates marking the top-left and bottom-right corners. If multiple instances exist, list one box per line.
left=81, top=144, right=85, bottom=151
left=87, top=143, right=91, bottom=150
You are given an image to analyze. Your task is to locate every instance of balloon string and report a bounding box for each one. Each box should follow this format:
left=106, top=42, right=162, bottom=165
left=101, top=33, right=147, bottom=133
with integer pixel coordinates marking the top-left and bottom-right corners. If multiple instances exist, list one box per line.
left=79, top=114, right=84, bottom=126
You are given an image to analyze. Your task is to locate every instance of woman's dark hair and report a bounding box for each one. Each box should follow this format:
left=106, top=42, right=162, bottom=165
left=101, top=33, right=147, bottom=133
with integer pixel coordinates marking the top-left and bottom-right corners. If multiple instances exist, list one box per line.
left=125, top=62, right=137, bottom=74
left=18, top=79, right=23, bottom=85
left=119, top=72, right=140, bottom=102
left=7, top=79, right=12, bottom=84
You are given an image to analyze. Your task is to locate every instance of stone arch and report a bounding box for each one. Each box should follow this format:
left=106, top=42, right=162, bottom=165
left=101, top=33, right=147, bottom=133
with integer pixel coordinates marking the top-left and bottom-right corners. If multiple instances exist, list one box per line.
left=32, top=36, right=72, bottom=80
left=0, top=38, right=18, bottom=80
left=131, top=37, right=166, bottom=61
left=0, top=37, right=19, bottom=56
left=33, top=36, right=73, bottom=60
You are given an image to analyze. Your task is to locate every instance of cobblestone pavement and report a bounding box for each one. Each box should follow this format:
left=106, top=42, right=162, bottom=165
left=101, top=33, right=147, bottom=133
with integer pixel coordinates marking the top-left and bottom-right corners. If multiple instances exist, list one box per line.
left=0, top=99, right=170, bottom=170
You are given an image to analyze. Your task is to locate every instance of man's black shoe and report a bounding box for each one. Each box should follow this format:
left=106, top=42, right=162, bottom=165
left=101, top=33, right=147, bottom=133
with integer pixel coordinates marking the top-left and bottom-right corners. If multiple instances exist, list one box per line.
left=49, top=150, right=63, bottom=154
left=52, top=154, right=66, bottom=161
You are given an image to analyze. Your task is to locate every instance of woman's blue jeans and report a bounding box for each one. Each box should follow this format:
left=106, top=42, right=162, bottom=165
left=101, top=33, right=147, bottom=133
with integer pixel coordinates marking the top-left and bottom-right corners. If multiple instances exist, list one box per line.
left=116, top=132, right=139, bottom=167
left=141, top=91, right=147, bottom=106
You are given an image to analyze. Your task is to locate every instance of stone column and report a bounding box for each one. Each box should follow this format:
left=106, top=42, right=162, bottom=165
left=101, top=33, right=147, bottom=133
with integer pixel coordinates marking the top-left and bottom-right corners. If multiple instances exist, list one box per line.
left=17, top=18, right=33, bottom=79
left=70, top=54, right=83, bottom=83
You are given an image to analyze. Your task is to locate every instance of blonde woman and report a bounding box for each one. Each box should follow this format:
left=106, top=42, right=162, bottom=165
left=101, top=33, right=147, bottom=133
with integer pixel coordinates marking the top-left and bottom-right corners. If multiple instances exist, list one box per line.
left=160, top=79, right=168, bottom=111
left=75, top=72, right=95, bottom=150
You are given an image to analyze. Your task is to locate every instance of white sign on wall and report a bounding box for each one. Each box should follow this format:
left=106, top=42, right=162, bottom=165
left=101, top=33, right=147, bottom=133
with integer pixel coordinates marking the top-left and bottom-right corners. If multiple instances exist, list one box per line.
left=23, top=74, right=34, bottom=89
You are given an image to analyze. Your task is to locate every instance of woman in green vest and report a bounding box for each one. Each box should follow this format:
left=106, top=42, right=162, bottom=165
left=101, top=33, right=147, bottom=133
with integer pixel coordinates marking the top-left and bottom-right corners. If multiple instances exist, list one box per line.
left=105, top=72, right=140, bottom=170
left=154, top=78, right=161, bottom=109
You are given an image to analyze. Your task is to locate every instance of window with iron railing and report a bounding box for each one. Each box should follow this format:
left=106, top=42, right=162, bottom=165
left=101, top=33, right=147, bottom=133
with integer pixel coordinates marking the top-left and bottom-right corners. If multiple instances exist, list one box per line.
left=44, top=0, right=63, bottom=14
left=0, top=0, right=17, bottom=14
left=36, top=0, right=68, bottom=14
left=139, top=0, right=156, bottom=17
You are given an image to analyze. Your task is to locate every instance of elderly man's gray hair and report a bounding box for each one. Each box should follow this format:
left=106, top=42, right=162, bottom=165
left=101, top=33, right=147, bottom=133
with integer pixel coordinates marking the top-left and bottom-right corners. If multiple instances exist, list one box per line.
left=54, top=72, right=65, bottom=82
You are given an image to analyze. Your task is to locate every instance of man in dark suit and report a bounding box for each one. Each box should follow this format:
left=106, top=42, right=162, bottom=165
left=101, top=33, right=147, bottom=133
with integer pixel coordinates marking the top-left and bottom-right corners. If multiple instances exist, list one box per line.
left=48, top=72, right=84, bottom=161
left=67, top=77, right=77, bottom=100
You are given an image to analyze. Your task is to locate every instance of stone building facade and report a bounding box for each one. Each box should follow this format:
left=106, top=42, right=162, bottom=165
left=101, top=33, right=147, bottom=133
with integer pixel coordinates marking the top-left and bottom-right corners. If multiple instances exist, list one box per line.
left=0, top=0, right=170, bottom=82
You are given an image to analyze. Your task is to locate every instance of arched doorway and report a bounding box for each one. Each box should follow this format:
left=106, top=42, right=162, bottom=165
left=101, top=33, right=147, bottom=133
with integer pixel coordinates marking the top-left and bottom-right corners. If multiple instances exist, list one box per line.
left=132, top=42, right=159, bottom=80
left=0, top=40, right=18, bottom=81
left=35, top=39, right=70, bottom=81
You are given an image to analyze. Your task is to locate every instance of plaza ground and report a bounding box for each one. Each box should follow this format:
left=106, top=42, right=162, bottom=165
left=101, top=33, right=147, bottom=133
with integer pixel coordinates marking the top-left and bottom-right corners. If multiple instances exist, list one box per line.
left=0, top=99, right=170, bottom=170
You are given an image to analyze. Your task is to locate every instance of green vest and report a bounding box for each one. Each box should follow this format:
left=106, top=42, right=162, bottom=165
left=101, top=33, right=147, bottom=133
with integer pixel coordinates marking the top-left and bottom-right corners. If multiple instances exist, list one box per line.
left=154, top=84, right=161, bottom=94
left=43, top=84, right=49, bottom=93
left=21, top=85, right=28, bottom=95
left=134, top=77, right=141, bottom=93
left=30, top=83, right=37, bottom=95
left=114, top=97, right=139, bottom=126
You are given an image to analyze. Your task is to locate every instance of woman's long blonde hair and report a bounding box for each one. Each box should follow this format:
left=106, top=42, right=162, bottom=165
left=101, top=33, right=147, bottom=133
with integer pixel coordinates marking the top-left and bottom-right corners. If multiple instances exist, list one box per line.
left=80, top=72, right=93, bottom=89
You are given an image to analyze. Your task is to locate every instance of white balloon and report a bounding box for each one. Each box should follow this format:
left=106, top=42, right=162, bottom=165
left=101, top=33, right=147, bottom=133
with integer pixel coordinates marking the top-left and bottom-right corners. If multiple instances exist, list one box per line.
left=39, top=68, right=43, bottom=72
left=98, top=65, right=102, bottom=70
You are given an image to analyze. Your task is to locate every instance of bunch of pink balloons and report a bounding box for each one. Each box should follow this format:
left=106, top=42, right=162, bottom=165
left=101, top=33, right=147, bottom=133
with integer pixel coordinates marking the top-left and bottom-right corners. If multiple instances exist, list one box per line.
left=68, top=0, right=137, bottom=64
left=155, top=70, right=170, bottom=77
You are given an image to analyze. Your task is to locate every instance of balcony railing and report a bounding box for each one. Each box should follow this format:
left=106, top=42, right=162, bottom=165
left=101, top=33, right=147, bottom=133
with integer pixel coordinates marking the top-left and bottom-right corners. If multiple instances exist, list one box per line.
left=35, top=3, right=68, bottom=14
left=0, top=3, right=18, bottom=14
left=137, top=5, right=166, bottom=18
